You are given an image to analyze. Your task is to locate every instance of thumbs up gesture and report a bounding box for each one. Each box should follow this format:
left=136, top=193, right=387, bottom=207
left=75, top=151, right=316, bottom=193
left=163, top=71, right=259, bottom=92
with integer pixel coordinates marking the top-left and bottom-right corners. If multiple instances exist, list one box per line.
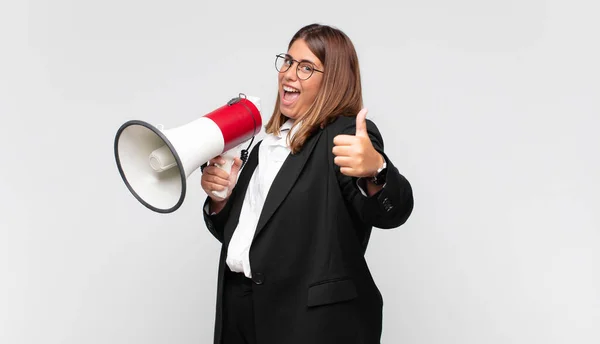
left=332, top=108, right=385, bottom=178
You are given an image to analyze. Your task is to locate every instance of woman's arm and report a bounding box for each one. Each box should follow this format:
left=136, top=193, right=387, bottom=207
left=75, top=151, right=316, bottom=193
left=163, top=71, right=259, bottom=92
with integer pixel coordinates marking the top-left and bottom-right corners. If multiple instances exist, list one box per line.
left=202, top=196, right=235, bottom=243
left=332, top=118, right=414, bottom=229
left=201, top=141, right=262, bottom=242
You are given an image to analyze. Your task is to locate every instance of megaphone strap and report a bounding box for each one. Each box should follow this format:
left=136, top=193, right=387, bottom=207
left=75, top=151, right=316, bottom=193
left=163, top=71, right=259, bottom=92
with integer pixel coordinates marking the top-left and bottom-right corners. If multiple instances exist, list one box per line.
left=227, top=93, right=259, bottom=138
left=229, top=93, right=258, bottom=169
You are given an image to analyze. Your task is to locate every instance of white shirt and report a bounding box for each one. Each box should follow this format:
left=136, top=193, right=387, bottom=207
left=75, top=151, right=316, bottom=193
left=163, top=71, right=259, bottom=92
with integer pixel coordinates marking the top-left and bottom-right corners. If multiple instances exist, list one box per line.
left=225, top=119, right=297, bottom=278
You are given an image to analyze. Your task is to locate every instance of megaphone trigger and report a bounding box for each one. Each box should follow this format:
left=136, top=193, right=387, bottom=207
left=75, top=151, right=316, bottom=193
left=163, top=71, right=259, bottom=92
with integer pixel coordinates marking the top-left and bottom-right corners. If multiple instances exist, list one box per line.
left=211, top=158, right=235, bottom=199
left=211, top=143, right=245, bottom=199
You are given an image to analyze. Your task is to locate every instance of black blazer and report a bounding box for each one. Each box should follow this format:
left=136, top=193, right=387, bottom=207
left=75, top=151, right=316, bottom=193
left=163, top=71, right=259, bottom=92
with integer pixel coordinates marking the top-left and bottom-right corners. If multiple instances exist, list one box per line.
left=203, top=115, right=414, bottom=344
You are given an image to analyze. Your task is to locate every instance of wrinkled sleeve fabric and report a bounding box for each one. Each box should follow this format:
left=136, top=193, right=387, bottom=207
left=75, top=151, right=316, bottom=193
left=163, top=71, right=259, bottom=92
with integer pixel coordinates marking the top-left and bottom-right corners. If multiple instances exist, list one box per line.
left=202, top=196, right=234, bottom=243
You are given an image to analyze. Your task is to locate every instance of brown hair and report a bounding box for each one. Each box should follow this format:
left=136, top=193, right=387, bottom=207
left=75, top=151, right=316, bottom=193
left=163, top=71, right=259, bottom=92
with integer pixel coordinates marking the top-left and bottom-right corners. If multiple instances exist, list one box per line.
left=265, top=23, right=363, bottom=154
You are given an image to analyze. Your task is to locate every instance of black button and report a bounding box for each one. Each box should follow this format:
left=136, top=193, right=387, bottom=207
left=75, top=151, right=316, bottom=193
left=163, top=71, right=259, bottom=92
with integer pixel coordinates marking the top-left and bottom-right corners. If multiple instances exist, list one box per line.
left=252, top=272, right=264, bottom=285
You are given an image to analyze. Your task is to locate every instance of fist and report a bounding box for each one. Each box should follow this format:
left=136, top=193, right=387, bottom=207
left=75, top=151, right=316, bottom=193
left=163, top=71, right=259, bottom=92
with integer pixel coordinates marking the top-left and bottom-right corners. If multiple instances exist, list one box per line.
left=200, top=155, right=243, bottom=202
left=332, top=108, right=384, bottom=178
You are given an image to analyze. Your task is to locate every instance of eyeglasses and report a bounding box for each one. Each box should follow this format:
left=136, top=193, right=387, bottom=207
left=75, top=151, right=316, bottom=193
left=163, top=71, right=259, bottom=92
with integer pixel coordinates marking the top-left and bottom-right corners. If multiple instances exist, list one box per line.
left=275, top=54, right=324, bottom=80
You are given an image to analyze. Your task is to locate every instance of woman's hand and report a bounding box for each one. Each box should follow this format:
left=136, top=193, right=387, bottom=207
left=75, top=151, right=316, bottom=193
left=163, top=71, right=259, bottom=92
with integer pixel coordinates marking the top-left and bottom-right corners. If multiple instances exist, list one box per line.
left=201, top=156, right=243, bottom=212
left=332, top=108, right=385, bottom=178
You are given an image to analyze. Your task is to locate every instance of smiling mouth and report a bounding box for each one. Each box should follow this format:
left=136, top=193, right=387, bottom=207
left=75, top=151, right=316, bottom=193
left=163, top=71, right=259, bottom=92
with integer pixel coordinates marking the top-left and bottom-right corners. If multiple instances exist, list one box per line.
left=282, top=85, right=300, bottom=104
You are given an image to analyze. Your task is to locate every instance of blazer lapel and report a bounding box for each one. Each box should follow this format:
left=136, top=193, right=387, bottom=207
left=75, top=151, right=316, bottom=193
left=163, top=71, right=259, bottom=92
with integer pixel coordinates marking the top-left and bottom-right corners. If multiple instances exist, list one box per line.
left=254, top=129, right=323, bottom=239
left=223, top=141, right=261, bottom=246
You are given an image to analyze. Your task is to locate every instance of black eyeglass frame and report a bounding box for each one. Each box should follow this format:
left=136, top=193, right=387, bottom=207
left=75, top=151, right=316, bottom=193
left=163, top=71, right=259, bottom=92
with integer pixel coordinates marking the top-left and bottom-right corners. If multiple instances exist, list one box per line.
left=275, top=53, right=324, bottom=80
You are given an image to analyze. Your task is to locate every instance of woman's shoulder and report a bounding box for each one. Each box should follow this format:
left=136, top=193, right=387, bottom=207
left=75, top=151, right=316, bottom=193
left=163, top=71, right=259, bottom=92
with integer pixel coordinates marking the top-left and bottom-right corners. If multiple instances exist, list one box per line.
left=324, top=114, right=355, bottom=133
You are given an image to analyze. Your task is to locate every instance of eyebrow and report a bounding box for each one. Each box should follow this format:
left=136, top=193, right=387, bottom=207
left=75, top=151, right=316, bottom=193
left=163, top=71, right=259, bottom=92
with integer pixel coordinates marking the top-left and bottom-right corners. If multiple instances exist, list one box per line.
left=285, top=53, right=317, bottom=66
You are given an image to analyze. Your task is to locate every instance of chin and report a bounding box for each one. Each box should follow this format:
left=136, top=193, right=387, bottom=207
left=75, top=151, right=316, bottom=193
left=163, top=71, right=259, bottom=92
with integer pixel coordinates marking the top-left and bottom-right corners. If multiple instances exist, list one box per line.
left=279, top=107, right=297, bottom=119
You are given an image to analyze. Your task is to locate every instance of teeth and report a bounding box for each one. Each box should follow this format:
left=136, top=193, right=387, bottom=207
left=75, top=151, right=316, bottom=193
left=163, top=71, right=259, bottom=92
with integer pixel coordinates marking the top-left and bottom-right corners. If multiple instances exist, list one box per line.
left=283, top=86, right=299, bottom=93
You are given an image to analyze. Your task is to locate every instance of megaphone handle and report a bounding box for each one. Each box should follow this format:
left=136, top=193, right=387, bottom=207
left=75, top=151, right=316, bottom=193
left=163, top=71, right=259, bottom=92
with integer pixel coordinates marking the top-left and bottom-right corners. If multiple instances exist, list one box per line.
left=211, top=152, right=236, bottom=199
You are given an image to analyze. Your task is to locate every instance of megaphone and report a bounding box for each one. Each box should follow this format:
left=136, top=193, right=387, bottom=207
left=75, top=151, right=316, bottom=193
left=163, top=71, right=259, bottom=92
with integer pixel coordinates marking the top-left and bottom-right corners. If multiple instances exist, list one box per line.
left=114, top=94, right=262, bottom=213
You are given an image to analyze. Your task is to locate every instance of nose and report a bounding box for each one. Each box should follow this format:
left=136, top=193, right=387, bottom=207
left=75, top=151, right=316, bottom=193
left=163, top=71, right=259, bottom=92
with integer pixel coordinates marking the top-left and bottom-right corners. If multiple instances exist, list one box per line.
left=283, top=62, right=298, bottom=81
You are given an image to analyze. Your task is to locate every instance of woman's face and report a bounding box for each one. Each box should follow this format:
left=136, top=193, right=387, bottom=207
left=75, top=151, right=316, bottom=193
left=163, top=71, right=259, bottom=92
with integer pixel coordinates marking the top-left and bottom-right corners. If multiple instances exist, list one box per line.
left=278, top=39, right=324, bottom=120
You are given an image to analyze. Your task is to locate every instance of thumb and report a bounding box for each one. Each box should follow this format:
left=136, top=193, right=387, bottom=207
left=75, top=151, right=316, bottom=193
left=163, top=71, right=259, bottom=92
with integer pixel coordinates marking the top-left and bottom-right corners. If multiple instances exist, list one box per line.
left=229, top=157, right=243, bottom=184
left=355, top=108, right=368, bottom=137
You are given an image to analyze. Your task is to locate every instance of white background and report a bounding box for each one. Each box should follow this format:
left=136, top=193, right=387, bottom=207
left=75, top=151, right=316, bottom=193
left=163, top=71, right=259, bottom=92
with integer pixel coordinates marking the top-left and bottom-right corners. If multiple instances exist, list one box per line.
left=1, top=0, right=599, bottom=343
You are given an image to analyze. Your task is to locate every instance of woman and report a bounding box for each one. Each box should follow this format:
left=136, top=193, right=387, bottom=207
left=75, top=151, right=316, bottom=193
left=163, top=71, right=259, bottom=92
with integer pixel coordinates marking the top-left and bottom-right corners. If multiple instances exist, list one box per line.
left=201, top=23, right=413, bottom=344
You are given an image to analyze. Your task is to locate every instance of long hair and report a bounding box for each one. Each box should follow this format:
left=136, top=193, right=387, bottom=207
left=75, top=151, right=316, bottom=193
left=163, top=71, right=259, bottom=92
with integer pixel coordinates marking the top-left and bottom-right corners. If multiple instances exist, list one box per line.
left=265, top=23, right=363, bottom=154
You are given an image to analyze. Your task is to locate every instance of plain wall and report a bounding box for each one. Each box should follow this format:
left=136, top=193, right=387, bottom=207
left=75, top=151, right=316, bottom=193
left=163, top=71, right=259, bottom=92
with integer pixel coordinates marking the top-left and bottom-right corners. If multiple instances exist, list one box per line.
left=1, top=0, right=598, bottom=343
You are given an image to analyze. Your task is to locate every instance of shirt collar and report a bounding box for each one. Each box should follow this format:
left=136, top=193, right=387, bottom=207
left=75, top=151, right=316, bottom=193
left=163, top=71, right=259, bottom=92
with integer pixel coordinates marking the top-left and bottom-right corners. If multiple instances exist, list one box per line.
left=269, top=118, right=300, bottom=149
left=278, top=119, right=295, bottom=136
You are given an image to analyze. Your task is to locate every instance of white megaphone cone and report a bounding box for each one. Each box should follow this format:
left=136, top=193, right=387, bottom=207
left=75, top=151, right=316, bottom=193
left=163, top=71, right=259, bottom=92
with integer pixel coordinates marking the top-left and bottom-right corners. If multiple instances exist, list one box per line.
left=114, top=94, right=262, bottom=213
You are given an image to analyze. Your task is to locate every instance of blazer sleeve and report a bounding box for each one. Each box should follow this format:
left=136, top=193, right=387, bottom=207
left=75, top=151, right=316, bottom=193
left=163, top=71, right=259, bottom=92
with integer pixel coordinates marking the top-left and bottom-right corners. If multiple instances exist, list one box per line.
left=202, top=196, right=234, bottom=243
left=333, top=119, right=414, bottom=229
